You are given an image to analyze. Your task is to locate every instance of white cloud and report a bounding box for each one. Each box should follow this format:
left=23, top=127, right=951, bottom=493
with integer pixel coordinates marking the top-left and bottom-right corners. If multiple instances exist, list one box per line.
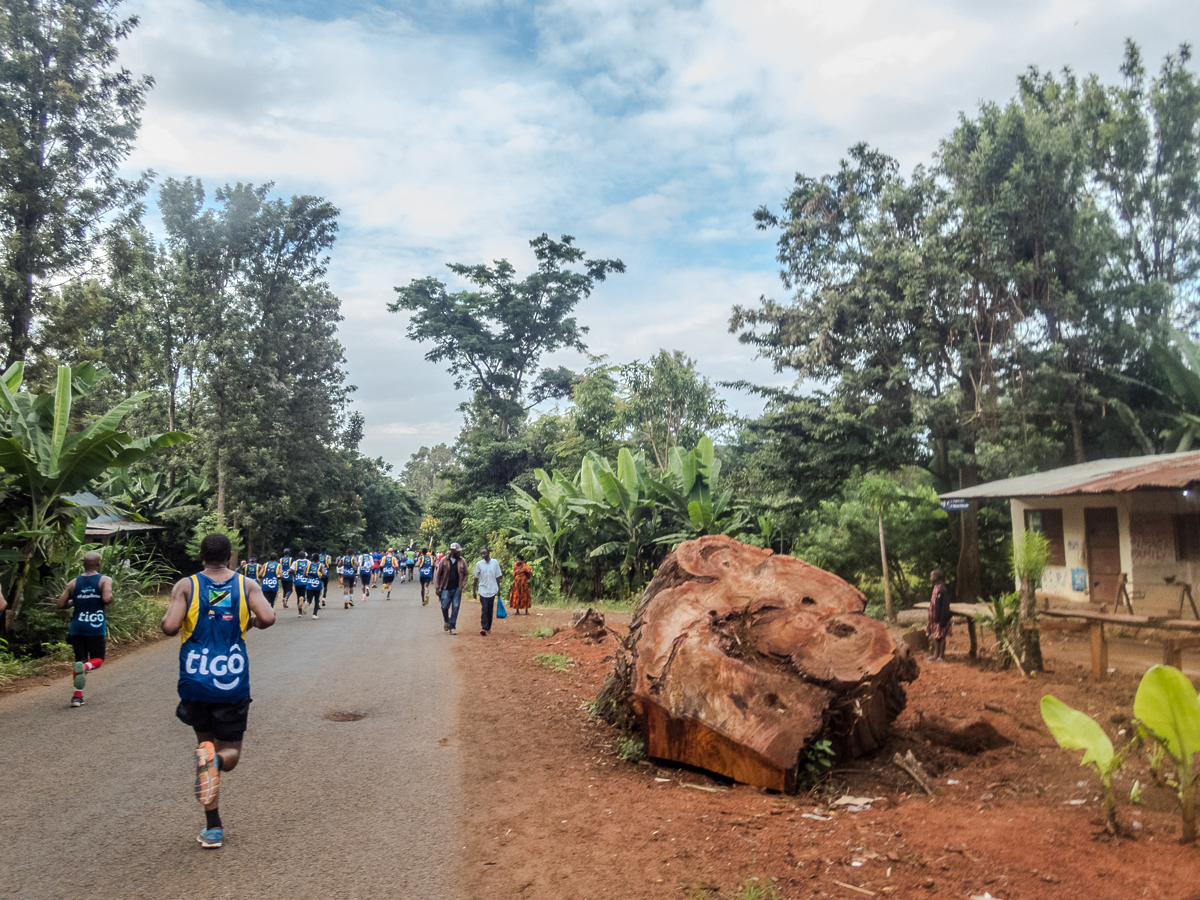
left=119, top=0, right=1199, bottom=469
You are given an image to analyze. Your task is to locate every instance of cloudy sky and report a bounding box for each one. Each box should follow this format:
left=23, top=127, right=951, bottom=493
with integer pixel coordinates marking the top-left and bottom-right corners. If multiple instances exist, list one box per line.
left=119, top=0, right=1197, bottom=470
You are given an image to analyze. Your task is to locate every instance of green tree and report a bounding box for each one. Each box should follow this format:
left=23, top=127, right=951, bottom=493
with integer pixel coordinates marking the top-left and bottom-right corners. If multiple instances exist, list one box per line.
left=389, top=234, right=624, bottom=439
left=0, top=0, right=153, bottom=368
left=1086, top=41, right=1200, bottom=330
left=622, top=350, right=727, bottom=470
left=401, top=443, right=457, bottom=508
left=0, top=361, right=188, bottom=625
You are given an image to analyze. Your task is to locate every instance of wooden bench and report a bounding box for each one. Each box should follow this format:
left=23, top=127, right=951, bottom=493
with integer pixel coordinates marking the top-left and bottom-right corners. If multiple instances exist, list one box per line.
left=1039, top=608, right=1200, bottom=682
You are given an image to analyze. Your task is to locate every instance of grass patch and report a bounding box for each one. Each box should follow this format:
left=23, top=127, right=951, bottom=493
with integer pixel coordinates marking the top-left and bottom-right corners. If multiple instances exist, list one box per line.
left=0, top=637, right=58, bottom=686
left=534, top=651, right=571, bottom=672
left=526, top=624, right=555, bottom=638
left=685, top=881, right=782, bottom=900
left=533, top=596, right=635, bottom=615
left=617, top=735, right=645, bottom=761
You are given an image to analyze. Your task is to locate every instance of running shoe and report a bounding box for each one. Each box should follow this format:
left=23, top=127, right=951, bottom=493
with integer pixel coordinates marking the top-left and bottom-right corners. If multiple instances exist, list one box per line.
left=449, top=628, right=457, bottom=635
left=195, top=742, right=220, bottom=806
left=480, top=630, right=487, bottom=636
left=311, top=613, right=319, bottom=619
left=444, top=623, right=450, bottom=632
left=71, top=695, right=85, bottom=708
left=197, top=827, right=223, bottom=848
left=73, top=661, right=86, bottom=690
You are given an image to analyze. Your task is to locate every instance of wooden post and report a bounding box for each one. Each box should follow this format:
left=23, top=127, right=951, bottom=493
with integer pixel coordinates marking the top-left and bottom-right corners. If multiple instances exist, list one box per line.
left=1163, top=636, right=1200, bottom=669
left=966, top=617, right=978, bottom=660
left=1182, top=585, right=1199, bottom=621
left=1090, top=622, right=1108, bottom=681
left=1116, top=574, right=1134, bottom=615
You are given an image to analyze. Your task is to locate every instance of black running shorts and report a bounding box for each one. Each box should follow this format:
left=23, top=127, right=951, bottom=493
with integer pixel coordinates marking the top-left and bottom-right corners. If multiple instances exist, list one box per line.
left=68, top=633, right=106, bottom=662
left=176, top=696, right=252, bottom=742
left=420, top=576, right=432, bottom=585
left=341, top=575, right=355, bottom=588
left=263, top=589, right=278, bottom=607
left=308, top=586, right=322, bottom=601
left=382, top=575, right=394, bottom=585
left=359, top=573, right=371, bottom=586
left=281, top=580, right=294, bottom=595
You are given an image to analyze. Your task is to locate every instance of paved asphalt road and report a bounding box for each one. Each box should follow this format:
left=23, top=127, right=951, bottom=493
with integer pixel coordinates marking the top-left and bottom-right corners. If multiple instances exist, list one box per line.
left=0, top=577, right=464, bottom=900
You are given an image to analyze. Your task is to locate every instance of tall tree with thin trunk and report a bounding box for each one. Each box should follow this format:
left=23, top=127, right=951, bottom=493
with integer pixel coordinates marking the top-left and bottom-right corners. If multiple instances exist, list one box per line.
left=0, top=0, right=152, bottom=368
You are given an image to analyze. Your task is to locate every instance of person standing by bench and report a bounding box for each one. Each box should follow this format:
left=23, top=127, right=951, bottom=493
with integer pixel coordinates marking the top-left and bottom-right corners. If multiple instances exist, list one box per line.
left=926, top=569, right=952, bottom=663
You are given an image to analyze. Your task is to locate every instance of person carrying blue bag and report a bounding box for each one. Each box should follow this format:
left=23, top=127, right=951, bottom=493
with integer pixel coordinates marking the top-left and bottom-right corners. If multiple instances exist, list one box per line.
left=472, top=547, right=505, bottom=637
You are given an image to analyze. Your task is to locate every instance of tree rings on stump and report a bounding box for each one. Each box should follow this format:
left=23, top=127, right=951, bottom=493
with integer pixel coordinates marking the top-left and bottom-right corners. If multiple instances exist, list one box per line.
left=596, top=535, right=918, bottom=792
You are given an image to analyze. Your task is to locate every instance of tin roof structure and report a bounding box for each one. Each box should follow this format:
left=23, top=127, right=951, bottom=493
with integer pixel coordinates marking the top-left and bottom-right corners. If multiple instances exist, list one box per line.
left=940, top=451, right=1200, bottom=500
left=65, top=491, right=162, bottom=536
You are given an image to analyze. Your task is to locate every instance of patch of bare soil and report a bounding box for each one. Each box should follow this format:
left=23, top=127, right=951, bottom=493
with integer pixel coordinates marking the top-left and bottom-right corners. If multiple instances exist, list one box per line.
left=456, top=610, right=1200, bottom=900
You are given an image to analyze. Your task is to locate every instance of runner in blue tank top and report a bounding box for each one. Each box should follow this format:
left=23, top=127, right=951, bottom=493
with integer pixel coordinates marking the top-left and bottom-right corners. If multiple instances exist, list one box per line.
left=56, top=551, right=113, bottom=708
left=279, top=548, right=294, bottom=609
left=162, top=533, right=275, bottom=850
left=340, top=552, right=357, bottom=608
left=259, top=553, right=282, bottom=607
left=358, top=551, right=374, bottom=601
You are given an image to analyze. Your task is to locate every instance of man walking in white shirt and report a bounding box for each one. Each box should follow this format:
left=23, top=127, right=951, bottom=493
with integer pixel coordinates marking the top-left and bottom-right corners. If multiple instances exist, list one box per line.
left=472, top=547, right=504, bottom=637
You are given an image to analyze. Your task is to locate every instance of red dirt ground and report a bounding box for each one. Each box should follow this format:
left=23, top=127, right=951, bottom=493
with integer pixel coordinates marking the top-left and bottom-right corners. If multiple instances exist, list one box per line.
left=456, top=609, right=1200, bottom=900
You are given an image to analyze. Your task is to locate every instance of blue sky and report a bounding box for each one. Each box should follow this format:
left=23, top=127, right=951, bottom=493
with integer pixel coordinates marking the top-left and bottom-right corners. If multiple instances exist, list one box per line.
left=119, top=0, right=1198, bottom=471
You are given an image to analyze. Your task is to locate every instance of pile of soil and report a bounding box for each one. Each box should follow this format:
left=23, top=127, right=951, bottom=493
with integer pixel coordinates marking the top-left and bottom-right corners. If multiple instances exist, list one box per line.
left=456, top=610, right=1200, bottom=900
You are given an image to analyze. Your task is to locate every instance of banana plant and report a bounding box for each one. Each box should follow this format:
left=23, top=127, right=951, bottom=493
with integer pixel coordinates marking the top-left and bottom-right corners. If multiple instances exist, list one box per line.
left=1134, top=664, right=1200, bottom=843
left=1149, top=329, right=1200, bottom=451
left=650, top=437, right=746, bottom=544
left=512, top=468, right=578, bottom=579
left=1041, top=695, right=1129, bottom=834
left=574, top=448, right=657, bottom=597
left=0, top=362, right=191, bottom=623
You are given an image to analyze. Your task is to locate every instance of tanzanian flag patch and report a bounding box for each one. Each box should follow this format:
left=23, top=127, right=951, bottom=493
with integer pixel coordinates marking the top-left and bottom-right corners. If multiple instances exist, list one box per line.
left=208, top=589, right=232, bottom=608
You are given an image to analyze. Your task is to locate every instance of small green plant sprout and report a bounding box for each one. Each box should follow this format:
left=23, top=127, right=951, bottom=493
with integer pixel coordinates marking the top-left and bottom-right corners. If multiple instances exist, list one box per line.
left=1040, top=694, right=1128, bottom=834
left=798, top=738, right=835, bottom=790
left=534, top=651, right=571, bottom=672
left=975, top=592, right=1025, bottom=675
left=526, top=624, right=555, bottom=638
left=617, top=735, right=645, bottom=761
left=1130, top=780, right=1144, bottom=805
left=1133, top=664, right=1200, bottom=844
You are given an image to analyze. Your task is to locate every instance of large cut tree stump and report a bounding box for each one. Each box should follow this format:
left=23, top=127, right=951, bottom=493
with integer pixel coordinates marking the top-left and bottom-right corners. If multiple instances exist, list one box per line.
left=597, top=536, right=917, bottom=792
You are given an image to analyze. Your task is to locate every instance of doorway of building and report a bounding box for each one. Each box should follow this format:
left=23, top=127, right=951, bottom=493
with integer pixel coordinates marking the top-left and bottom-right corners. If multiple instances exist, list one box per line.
left=1085, top=507, right=1121, bottom=607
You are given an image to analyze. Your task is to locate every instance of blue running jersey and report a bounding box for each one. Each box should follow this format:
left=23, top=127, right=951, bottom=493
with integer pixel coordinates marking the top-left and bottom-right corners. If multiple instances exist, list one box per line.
left=178, top=574, right=251, bottom=702
left=68, top=573, right=106, bottom=636
left=359, top=555, right=373, bottom=576
left=260, top=561, right=280, bottom=590
left=341, top=557, right=355, bottom=577
left=280, top=556, right=293, bottom=582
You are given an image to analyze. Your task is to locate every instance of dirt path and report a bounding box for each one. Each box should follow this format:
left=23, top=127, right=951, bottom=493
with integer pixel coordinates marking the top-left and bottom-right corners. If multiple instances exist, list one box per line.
left=0, top=578, right=464, bottom=900
left=456, top=610, right=1200, bottom=900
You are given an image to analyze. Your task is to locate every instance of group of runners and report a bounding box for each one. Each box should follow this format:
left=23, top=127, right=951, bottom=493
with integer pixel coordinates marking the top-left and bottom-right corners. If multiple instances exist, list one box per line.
left=44, top=535, right=503, bottom=852
left=236, top=546, right=441, bottom=615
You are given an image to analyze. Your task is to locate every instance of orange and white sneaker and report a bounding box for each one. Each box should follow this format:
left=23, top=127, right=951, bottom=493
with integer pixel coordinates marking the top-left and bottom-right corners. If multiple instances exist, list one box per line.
left=195, top=741, right=220, bottom=806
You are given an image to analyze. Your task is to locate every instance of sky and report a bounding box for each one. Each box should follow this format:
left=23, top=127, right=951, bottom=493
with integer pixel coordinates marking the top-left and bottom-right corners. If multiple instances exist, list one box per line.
left=117, top=0, right=1199, bottom=471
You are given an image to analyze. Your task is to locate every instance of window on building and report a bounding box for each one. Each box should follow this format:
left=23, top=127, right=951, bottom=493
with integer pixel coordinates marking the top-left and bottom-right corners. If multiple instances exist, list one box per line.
left=1025, top=508, right=1066, bottom=566
left=1175, top=513, right=1200, bottom=561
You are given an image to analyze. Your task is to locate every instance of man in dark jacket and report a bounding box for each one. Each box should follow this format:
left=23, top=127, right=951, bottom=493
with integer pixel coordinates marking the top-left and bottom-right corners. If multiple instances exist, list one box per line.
left=433, top=542, right=469, bottom=635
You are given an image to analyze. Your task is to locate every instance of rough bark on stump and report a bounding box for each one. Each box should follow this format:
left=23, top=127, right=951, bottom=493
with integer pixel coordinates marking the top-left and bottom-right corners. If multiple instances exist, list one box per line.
left=596, top=536, right=917, bottom=792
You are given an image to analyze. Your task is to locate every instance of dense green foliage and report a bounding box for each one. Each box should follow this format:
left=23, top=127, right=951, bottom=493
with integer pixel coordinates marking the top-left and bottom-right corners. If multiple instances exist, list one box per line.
left=408, top=42, right=1200, bottom=615
left=0, top=1, right=417, bottom=649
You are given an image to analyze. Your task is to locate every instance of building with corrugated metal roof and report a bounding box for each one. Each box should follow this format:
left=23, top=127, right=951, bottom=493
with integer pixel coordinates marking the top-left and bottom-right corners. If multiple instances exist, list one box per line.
left=939, top=451, right=1200, bottom=612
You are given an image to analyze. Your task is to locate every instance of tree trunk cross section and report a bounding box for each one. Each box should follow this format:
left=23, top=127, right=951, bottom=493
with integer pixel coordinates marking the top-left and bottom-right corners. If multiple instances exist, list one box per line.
left=598, top=536, right=918, bottom=792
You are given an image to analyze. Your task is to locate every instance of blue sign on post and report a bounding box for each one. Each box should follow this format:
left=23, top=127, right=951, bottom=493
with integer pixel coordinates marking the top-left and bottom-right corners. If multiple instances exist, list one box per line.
left=940, top=498, right=970, bottom=511
left=1071, top=568, right=1088, bottom=592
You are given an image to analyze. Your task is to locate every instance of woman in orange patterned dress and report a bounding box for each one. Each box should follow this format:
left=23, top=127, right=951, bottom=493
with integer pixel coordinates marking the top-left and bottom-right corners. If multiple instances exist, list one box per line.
left=508, top=554, right=533, bottom=615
